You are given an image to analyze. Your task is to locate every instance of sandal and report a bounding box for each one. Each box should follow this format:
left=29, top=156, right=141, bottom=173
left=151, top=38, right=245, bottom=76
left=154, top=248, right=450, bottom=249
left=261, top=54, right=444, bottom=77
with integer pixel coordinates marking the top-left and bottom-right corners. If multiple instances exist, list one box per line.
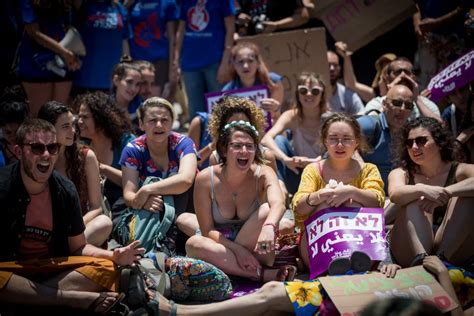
left=261, top=265, right=297, bottom=283
left=351, top=251, right=372, bottom=273
left=410, top=252, right=428, bottom=267
left=328, top=257, right=351, bottom=276
left=88, top=292, right=126, bottom=315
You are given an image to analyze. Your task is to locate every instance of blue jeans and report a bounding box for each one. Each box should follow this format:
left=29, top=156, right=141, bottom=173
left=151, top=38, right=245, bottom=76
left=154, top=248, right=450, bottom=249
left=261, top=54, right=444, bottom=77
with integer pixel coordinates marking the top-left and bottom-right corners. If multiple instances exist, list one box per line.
left=182, top=62, right=222, bottom=121
left=274, top=134, right=302, bottom=195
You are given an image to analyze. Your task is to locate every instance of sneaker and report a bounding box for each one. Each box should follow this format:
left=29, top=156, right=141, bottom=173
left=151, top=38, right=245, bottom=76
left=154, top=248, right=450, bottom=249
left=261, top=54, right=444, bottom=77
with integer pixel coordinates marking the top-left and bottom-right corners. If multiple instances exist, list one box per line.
left=328, top=257, right=351, bottom=276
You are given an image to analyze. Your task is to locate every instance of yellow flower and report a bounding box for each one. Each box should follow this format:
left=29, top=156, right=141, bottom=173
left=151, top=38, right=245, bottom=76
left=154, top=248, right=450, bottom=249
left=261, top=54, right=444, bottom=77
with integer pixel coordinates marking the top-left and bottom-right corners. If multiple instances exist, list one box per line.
left=286, top=281, right=323, bottom=308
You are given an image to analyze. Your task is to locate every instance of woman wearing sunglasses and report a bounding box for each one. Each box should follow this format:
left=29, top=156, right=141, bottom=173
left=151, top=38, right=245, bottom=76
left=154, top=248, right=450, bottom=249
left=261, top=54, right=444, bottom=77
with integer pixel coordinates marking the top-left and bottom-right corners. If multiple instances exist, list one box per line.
left=38, top=101, right=113, bottom=247
left=389, top=117, right=474, bottom=268
left=185, top=117, right=296, bottom=283
left=261, top=72, right=329, bottom=194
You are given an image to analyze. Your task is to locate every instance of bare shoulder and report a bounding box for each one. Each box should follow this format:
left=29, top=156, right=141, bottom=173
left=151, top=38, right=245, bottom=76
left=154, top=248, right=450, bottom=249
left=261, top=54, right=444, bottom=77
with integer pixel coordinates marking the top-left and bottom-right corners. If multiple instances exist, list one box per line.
left=84, top=148, right=99, bottom=166
left=456, top=162, right=474, bottom=180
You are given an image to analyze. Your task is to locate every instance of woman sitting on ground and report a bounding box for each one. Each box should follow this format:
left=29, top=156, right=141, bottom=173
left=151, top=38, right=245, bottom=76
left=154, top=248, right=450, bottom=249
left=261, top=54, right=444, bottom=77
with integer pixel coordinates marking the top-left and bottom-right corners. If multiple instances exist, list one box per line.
left=38, top=101, right=112, bottom=247
left=389, top=117, right=474, bottom=268
left=75, top=91, right=135, bottom=215
left=120, top=97, right=197, bottom=256
left=185, top=117, right=294, bottom=282
left=262, top=72, right=329, bottom=195
left=292, top=112, right=385, bottom=269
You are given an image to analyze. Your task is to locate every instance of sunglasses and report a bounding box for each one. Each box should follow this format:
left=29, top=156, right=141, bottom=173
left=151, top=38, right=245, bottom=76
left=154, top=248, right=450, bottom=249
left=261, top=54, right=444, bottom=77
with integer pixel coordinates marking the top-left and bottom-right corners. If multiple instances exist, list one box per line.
left=388, top=98, right=414, bottom=110
left=22, top=142, right=60, bottom=155
left=392, top=68, right=413, bottom=76
left=326, top=138, right=355, bottom=147
left=405, top=136, right=428, bottom=148
left=298, top=85, right=323, bottom=96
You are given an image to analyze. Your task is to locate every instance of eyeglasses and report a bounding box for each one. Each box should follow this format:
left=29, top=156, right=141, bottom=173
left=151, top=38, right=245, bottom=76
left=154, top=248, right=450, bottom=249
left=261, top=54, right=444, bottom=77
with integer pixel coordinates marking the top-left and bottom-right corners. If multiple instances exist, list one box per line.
left=22, top=142, right=60, bottom=155
left=229, top=142, right=256, bottom=152
left=326, top=138, right=355, bottom=147
left=405, top=136, right=428, bottom=148
left=388, top=98, right=414, bottom=110
left=298, top=85, right=323, bottom=96
left=392, top=68, right=413, bottom=76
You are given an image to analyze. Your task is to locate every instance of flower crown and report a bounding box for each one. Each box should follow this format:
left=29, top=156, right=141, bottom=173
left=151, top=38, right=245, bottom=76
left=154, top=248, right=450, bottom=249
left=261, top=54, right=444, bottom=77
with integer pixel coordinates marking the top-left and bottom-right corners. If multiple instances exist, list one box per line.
left=223, top=120, right=259, bottom=137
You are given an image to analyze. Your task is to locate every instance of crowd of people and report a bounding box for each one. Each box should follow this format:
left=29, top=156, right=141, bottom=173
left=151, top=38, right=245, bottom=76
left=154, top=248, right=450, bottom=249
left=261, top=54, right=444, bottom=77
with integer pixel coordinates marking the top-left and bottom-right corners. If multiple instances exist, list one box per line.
left=1, top=0, right=474, bottom=315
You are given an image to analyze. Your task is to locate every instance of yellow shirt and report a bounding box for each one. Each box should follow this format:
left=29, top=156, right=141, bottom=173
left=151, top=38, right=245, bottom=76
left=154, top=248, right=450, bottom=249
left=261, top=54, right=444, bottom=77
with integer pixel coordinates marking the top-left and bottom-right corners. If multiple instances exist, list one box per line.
left=291, top=162, right=385, bottom=231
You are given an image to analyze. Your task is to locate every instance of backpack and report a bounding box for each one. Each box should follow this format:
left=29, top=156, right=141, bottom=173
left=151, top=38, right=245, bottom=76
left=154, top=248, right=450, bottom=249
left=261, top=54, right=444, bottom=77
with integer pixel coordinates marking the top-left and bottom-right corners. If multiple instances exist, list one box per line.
left=113, top=177, right=175, bottom=254
left=357, top=109, right=382, bottom=148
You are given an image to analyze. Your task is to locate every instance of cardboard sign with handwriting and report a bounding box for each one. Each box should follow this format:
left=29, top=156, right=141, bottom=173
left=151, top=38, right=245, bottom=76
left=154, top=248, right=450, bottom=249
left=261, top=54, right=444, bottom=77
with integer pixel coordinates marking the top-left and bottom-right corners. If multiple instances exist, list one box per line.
left=315, top=0, right=416, bottom=51
left=319, top=266, right=458, bottom=314
left=239, top=28, right=329, bottom=108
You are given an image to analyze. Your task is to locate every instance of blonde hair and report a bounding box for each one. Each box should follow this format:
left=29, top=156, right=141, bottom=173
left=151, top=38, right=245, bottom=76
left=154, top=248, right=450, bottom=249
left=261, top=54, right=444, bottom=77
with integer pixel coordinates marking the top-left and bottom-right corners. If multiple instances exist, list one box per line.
left=138, top=97, right=175, bottom=122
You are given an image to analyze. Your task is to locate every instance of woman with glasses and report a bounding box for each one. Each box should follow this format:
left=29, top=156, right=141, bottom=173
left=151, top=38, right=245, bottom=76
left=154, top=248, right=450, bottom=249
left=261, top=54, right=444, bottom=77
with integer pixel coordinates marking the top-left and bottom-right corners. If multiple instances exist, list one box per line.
left=38, top=101, right=113, bottom=247
left=292, top=112, right=385, bottom=269
left=389, top=117, right=474, bottom=268
left=262, top=72, right=329, bottom=194
left=185, top=111, right=296, bottom=282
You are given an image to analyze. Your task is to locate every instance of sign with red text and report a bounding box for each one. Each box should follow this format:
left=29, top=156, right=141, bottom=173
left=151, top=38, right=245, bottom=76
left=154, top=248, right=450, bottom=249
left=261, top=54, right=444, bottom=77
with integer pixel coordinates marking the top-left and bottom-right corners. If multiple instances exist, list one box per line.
left=304, top=207, right=387, bottom=279
left=428, top=49, right=474, bottom=102
left=314, top=0, right=416, bottom=51
left=239, top=28, right=329, bottom=110
left=319, top=266, right=458, bottom=314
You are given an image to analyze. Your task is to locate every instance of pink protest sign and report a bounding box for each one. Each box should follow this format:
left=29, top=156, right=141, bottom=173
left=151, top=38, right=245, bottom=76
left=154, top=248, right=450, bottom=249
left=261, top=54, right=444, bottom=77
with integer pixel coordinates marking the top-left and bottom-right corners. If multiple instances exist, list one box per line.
left=304, top=207, right=387, bottom=279
left=428, top=49, right=474, bottom=102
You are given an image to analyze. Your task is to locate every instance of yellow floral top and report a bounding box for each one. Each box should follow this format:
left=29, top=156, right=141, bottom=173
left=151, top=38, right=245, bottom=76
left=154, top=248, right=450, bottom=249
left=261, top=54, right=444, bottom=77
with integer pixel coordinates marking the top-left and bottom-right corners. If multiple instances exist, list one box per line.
left=291, top=162, right=385, bottom=232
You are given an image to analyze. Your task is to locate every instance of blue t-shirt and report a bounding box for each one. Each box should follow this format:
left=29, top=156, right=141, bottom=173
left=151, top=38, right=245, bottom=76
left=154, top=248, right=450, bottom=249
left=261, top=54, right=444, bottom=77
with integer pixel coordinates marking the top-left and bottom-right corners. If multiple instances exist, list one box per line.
left=129, top=0, right=178, bottom=61
left=222, top=72, right=282, bottom=91
left=179, top=0, right=235, bottom=71
left=357, top=113, right=392, bottom=194
left=119, top=132, right=197, bottom=181
left=18, top=0, right=69, bottom=80
left=74, top=2, right=131, bottom=89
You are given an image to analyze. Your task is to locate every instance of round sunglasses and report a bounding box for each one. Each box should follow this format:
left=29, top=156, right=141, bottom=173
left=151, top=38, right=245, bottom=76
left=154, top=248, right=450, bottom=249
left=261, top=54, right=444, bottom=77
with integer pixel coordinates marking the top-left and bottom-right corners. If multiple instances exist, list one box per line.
left=298, top=85, right=323, bottom=96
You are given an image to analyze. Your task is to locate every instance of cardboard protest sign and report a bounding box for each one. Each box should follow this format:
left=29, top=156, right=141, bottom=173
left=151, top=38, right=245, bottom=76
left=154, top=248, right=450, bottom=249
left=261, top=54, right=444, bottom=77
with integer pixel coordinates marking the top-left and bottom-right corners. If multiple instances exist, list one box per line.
left=204, top=85, right=272, bottom=128
left=428, top=49, right=474, bottom=102
left=239, top=28, right=329, bottom=108
left=304, top=207, right=387, bottom=279
left=314, top=0, right=416, bottom=51
left=319, top=266, right=459, bottom=314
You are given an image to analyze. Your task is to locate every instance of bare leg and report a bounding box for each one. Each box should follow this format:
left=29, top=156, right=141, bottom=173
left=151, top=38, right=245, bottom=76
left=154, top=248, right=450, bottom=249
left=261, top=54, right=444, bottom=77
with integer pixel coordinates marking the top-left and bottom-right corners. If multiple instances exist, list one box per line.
left=434, top=197, right=474, bottom=265
left=22, top=82, right=53, bottom=117
left=0, top=273, right=118, bottom=312
left=84, top=214, right=113, bottom=247
left=52, top=81, right=72, bottom=105
left=390, top=202, right=434, bottom=267
left=186, top=204, right=274, bottom=279
left=176, top=213, right=199, bottom=237
left=159, top=281, right=293, bottom=316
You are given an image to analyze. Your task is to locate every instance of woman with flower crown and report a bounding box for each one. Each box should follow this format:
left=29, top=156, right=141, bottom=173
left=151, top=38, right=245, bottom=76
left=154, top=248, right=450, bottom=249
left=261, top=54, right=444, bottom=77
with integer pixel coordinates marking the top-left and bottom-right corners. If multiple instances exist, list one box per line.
left=185, top=98, right=296, bottom=283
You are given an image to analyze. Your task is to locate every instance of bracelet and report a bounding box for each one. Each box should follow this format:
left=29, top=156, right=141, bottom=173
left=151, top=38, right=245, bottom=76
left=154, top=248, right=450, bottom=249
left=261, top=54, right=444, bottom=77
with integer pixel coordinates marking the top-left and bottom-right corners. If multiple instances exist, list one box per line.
left=306, top=193, right=318, bottom=207
left=263, top=223, right=279, bottom=235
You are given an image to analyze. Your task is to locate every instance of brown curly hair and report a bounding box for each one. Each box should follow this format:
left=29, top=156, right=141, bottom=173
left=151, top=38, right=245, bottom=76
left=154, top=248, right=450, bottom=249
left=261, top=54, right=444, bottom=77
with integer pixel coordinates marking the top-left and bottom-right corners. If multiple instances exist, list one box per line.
left=320, top=112, right=370, bottom=155
left=73, top=91, right=130, bottom=148
left=208, top=96, right=266, bottom=144
left=293, top=72, right=329, bottom=120
left=393, top=117, right=464, bottom=175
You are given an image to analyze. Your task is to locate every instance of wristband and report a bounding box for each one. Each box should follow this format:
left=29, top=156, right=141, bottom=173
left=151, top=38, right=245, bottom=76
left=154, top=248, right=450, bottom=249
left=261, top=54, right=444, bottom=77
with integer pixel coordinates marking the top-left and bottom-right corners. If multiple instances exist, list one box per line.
left=306, top=193, right=318, bottom=207
left=263, top=223, right=278, bottom=235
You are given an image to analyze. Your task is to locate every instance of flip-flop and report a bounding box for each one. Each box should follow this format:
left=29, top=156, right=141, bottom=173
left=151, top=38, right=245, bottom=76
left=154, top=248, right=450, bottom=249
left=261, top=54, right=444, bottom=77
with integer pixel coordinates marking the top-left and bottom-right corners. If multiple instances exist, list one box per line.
left=328, top=257, right=351, bottom=276
left=351, top=251, right=372, bottom=273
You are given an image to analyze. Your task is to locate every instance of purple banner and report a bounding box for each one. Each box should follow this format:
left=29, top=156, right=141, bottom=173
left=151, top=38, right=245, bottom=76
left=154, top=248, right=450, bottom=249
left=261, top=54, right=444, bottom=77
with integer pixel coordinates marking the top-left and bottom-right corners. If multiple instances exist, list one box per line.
left=428, top=49, right=474, bottom=102
left=204, top=85, right=272, bottom=129
left=304, top=207, right=387, bottom=279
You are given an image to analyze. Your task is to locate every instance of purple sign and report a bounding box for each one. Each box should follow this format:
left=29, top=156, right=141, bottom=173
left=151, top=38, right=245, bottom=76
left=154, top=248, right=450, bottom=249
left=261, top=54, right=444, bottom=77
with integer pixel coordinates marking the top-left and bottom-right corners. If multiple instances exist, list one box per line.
left=204, top=85, right=272, bottom=128
left=428, top=49, right=474, bottom=102
left=304, top=207, right=387, bottom=279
